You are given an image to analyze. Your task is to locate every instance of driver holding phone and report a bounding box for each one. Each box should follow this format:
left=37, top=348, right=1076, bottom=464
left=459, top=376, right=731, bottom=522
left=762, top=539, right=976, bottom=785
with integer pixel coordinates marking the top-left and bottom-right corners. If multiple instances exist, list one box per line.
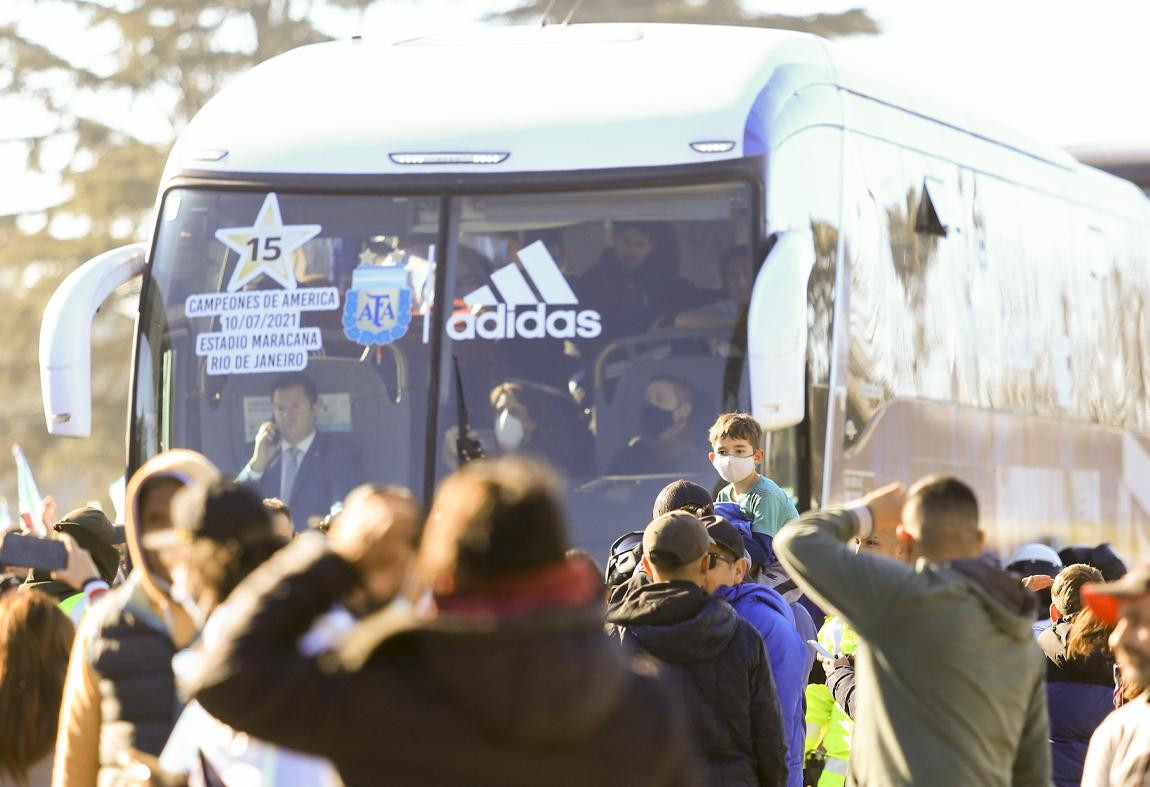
left=238, top=372, right=363, bottom=530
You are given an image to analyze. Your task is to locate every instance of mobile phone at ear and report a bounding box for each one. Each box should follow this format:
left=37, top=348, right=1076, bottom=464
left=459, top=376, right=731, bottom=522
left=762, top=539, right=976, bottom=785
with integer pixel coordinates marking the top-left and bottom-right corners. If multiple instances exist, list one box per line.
left=0, top=533, right=68, bottom=572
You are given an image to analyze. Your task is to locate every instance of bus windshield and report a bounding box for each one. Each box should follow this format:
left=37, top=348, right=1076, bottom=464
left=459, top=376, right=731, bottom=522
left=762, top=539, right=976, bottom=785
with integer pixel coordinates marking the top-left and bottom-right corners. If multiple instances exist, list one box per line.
left=136, top=181, right=796, bottom=550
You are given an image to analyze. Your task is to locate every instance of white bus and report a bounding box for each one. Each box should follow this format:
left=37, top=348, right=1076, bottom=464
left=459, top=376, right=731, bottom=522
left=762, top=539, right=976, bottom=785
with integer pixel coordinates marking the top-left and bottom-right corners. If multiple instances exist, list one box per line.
left=40, top=23, right=1150, bottom=561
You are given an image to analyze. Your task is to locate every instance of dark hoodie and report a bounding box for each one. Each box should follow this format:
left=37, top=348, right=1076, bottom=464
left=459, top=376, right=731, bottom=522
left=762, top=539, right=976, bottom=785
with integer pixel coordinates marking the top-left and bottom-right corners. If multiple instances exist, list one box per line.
left=192, top=536, right=695, bottom=787
left=1039, top=618, right=1116, bottom=787
left=605, top=575, right=787, bottom=787
left=775, top=507, right=1051, bottom=787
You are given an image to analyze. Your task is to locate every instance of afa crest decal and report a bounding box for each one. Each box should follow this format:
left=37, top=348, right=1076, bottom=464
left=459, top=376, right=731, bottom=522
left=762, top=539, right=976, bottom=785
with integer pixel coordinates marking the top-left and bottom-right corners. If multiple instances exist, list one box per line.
left=342, top=265, right=412, bottom=346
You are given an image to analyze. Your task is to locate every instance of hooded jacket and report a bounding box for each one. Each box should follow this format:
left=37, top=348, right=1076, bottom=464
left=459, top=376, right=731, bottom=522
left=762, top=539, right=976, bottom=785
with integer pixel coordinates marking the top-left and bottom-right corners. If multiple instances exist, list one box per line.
left=716, top=582, right=808, bottom=787
left=53, top=450, right=219, bottom=787
left=775, top=508, right=1051, bottom=787
left=1039, top=618, right=1116, bottom=787
left=605, top=575, right=787, bottom=787
left=191, top=536, right=696, bottom=787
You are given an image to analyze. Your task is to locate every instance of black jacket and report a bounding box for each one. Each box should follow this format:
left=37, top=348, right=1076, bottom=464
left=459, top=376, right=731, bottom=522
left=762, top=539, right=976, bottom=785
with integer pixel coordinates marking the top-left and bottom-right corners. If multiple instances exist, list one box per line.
left=604, top=575, right=787, bottom=787
left=192, top=536, right=696, bottom=787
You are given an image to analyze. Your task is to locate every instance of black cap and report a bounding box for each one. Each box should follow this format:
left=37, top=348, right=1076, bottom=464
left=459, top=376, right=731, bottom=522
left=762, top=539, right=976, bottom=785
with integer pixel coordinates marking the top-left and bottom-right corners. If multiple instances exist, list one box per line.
left=703, top=516, right=744, bottom=561
left=53, top=507, right=123, bottom=583
left=652, top=480, right=714, bottom=519
left=1059, top=543, right=1128, bottom=583
left=643, top=512, right=713, bottom=567
left=143, top=481, right=275, bottom=551
left=54, top=507, right=124, bottom=545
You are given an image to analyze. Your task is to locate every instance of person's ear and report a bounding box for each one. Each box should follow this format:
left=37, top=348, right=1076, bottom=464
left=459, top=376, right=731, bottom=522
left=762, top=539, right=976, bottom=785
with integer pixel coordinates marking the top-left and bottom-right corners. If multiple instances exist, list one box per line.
left=1049, top=602, right=1060, bottom=623
left=698, top=554, right=710, bottom=578
left=753, top=449, right=765, bottom=465
left=708, top=451, right=717, bottom=462
left=977, top=530, right=986, bottom=552
left=896, top=523, right=914, bottom=544
left=734, top=558, right=748, bottom=583
left=642, top=555, right=654, bottom=579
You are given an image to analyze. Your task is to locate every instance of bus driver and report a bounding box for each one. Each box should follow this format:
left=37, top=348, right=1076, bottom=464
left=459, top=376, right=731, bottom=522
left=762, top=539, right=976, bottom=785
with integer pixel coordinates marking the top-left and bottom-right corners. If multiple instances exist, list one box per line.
left=238, top=372, right=364, bottom=530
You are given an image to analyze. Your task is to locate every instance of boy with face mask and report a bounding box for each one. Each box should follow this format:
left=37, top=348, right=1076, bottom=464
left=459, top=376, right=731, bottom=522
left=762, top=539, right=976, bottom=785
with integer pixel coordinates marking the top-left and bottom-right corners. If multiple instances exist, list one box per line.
left=708, top=413, right=799, bottom=537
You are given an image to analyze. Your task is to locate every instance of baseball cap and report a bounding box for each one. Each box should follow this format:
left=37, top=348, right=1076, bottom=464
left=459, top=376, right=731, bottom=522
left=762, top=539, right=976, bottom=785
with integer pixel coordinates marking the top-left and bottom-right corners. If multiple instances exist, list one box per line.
left=1058, top=543, right=1127, bottom=582
left=143, top=480, right=276, bottom=551
left=703, top=516, right=744, bottom=561
left=53, top=507, right=124, bottom=584
left=652, top=480, right=714, bottom=519
left=1050, top=563, right=1103, bottom=617
left=1081, top=564, right=1150, bottom=625
left=643, top=512, right=713, bottom=567
left=54, top=507, right=125, bottom=545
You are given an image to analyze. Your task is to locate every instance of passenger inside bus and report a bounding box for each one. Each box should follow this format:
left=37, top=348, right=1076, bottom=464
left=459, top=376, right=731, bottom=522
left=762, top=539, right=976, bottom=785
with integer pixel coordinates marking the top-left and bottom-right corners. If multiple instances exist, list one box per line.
left=675, top=244, right=753, bottom=332
left=608, top=375, right=715, bottom=478
left=577, top=221, right=703, bottom=336
left=489, top=379, right=592, bottom=476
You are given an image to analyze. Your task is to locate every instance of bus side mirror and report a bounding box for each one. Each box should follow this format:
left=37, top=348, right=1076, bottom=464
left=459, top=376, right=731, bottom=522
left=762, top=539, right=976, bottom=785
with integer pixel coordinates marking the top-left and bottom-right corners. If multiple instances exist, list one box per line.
left=746, top=230, right=815, bottom=431
left=40, top=243, right=147, bottom=437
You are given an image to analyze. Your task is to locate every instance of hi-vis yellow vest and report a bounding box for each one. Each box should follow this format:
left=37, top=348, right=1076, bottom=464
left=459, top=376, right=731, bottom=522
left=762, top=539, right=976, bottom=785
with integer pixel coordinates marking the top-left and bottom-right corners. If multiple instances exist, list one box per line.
left=804, top=616, right=859, bottom=786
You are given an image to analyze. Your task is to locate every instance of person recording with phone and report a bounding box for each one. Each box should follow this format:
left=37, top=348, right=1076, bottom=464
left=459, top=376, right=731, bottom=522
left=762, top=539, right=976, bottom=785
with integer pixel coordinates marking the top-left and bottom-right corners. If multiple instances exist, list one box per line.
left=238, top=372, right=363, bottom=530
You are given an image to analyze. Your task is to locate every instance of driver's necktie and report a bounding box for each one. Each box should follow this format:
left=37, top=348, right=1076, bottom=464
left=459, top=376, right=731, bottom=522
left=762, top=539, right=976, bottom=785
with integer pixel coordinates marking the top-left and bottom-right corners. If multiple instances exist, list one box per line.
left=281, top=445, right=300, bottom=503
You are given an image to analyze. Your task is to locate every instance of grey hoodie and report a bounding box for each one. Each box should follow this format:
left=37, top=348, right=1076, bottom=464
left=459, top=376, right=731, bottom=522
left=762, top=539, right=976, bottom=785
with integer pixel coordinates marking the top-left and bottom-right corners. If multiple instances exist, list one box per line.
left=775, top=508, right=1051, bottom=787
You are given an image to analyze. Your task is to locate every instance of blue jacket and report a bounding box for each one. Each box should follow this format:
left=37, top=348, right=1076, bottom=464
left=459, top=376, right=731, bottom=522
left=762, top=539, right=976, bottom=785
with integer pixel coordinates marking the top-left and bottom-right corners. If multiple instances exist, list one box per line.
left=1039, top=619, right=1115, bottom=787
left=718, top=582, right=808, bottom=787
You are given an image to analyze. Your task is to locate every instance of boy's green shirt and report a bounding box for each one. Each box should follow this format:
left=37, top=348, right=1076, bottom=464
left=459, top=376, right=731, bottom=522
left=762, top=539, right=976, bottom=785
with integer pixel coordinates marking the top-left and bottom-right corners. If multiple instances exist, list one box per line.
left=715, top=474, right=799, bottom=536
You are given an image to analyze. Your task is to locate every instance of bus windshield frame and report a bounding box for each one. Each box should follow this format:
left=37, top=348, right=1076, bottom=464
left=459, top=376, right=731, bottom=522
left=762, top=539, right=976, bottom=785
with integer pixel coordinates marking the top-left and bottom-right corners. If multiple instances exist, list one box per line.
left=132, top=160, right=802, bottom=549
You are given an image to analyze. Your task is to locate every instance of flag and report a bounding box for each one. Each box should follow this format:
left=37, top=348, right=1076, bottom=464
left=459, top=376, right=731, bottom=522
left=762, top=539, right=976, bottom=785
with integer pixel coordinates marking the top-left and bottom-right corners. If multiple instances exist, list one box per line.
left=108, top=476, right=126, bottom=524
left=12, top=445, right=46, bottom=536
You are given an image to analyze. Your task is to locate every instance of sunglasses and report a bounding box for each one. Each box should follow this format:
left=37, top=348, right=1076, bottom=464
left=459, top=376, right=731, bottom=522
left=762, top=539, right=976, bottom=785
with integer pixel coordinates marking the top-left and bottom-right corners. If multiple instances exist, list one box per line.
left=707, top=551, right=735, bottom=569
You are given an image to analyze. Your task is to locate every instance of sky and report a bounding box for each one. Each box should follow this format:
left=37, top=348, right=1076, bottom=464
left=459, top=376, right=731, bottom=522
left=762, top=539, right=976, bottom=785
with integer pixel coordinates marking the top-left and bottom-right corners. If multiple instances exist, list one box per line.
left=1, top=0, right=1148, bottom=218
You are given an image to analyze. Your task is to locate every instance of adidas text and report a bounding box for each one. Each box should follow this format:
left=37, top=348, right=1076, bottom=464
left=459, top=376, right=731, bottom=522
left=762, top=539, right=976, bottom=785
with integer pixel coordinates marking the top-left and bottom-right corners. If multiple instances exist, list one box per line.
left=447, top=304, right=602, bottom=341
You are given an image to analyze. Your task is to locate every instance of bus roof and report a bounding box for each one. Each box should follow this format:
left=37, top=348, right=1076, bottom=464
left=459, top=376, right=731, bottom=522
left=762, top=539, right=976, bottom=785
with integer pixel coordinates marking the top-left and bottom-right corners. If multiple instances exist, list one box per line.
left=170, top=24, right=826, bottom=177
left=167, top=22, right=1138, bottom=216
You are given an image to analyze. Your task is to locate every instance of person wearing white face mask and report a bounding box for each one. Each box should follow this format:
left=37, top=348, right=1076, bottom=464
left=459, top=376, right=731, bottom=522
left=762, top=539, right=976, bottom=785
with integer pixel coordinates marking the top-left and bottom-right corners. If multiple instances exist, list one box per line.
left=708, top=412, right=798, bottom=537
left=489, top=380, right=593, bottom=476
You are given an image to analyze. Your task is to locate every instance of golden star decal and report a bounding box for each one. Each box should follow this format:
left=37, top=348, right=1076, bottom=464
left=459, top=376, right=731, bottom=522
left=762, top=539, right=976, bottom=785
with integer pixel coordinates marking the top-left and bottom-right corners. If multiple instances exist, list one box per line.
left=216, top=193, right=322, bottom=292
left=358, top=248, right=377, bottom=266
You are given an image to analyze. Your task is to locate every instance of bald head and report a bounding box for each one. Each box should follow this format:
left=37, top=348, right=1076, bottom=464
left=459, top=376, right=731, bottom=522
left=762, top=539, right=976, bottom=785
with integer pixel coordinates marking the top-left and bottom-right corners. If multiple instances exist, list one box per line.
left=900, top=475, right=983, bottom=562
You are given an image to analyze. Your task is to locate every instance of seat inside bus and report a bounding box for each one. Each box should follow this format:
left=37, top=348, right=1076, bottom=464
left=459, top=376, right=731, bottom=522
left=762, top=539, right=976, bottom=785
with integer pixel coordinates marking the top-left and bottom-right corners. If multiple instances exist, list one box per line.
left=591, top=332, right=748, bottom=473
left=197, top=356, right=409, bottom=487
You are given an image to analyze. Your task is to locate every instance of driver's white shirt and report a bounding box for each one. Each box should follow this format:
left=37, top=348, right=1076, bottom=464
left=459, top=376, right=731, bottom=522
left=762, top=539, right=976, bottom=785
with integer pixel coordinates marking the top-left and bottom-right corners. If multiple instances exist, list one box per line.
left=238, top=429, right=316, bottom=494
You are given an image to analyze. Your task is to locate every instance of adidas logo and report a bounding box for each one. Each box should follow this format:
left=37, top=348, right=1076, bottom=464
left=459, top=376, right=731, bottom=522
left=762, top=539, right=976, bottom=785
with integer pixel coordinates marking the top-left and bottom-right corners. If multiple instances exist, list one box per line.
left=447, top=241, right=603, bottom=341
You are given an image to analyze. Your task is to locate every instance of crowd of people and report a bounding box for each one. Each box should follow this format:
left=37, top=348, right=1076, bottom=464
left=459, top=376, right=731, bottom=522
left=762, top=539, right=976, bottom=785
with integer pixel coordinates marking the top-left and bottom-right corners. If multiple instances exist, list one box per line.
left=1, top=411, right=1148, bottom=786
